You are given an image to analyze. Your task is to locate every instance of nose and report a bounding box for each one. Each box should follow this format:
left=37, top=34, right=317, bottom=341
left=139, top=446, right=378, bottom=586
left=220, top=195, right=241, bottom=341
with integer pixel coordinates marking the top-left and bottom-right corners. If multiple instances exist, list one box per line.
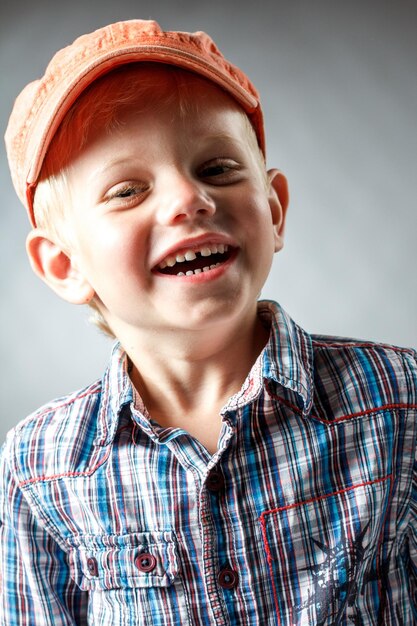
left=156, top=172, right=216, bottom=225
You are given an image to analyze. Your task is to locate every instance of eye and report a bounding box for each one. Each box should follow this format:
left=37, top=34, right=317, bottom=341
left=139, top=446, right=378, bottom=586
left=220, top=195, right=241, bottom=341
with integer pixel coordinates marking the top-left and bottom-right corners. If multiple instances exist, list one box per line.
left=105, top=182, right=148, bottom=204
left=115, top=186, right=139, bottom=198
left=198, top=159, right=241, bottom=183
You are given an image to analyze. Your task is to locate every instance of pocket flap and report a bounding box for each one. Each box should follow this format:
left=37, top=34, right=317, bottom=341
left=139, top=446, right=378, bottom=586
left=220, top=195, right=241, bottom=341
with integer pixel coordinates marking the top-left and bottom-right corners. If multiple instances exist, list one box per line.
left=67, top=531, right=179, bottom=591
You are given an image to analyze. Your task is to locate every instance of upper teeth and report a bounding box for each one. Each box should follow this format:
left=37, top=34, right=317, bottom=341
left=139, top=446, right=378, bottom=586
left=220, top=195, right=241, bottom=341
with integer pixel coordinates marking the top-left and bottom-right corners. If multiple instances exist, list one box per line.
left=158, top=243, right=228, bottom=270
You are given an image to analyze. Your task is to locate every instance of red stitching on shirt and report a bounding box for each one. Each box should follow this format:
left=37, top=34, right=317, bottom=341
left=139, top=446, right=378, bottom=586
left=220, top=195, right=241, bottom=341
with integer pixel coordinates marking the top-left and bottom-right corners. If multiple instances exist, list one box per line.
left=260, top=474, right=392, bottom=519
left=16, top=387, right=106, bottom=487
left=312, top=340, right=415, bottom=355
left=34, top=387, right=101, bottom=418
left=259, top=474, right=392, bottom=622
left=267, top=384, right=417, bottom=423
left=19, top=445, right=111, bottom=487
left=259, top=515, right=282, bottom=624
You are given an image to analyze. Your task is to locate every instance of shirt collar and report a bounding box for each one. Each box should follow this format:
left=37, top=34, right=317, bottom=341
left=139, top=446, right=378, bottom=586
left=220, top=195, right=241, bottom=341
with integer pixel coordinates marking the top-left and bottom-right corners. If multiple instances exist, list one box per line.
left=95, top=344, right=134, bottom=446
left=259, top=300, right=314, bottom=413
left=222, top=300, right=313, bottom=414
left=95, top=300, right=314, bottom=445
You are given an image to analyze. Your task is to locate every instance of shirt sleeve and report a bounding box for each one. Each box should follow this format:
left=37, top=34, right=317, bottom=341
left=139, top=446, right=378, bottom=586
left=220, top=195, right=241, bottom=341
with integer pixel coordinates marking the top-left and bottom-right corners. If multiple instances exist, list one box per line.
left=0, top=442, right=88, bottom=626
left=410, top=438, right=417, bottom=617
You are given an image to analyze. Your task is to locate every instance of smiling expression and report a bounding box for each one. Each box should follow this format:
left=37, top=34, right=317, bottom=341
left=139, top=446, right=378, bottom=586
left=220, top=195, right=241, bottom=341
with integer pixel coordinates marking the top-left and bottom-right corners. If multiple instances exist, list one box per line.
left=55, top=67, right=287, bottom=342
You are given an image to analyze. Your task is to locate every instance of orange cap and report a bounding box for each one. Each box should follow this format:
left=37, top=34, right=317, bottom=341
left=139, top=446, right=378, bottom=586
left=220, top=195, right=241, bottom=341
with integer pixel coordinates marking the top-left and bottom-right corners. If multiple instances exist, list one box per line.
left=4, top=19, right=265, bottom=227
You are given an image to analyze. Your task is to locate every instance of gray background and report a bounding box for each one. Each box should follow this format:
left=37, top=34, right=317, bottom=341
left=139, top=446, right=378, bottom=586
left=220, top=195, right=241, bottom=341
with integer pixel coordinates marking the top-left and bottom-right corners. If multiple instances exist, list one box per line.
left=1, top=0, right=416, bottom=444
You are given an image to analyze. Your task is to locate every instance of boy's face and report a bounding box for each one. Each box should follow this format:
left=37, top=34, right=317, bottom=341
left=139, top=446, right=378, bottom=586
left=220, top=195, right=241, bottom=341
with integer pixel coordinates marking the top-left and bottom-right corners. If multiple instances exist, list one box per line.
left=44, top=71, right=288, bottom=341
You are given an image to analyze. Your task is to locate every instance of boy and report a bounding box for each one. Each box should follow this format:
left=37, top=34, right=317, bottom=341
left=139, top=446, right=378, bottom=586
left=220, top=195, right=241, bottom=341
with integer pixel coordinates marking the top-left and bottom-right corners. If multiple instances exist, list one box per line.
left=1, top=18, right=416, bottom=626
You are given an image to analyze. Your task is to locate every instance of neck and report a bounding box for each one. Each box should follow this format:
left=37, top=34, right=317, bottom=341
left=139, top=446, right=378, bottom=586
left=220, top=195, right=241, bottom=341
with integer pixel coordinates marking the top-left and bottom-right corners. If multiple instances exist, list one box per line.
left=116, top=305, right=269, bottom=422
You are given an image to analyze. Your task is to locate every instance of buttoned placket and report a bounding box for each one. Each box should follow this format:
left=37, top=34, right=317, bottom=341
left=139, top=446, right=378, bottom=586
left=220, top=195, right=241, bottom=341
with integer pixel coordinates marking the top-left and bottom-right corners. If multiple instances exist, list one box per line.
left=199, top=416, right=240, bottom=624
left=129, top=377, right=245, bottom=625
left=161, top=413, right=239, bottom=625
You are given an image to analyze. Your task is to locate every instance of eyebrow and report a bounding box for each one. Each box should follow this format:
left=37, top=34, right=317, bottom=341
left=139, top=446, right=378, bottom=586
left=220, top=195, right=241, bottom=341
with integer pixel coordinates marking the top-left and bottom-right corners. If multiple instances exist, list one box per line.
left=205, top=132, right=247, bottom=144
left=87, top=157, right=138, bottom=181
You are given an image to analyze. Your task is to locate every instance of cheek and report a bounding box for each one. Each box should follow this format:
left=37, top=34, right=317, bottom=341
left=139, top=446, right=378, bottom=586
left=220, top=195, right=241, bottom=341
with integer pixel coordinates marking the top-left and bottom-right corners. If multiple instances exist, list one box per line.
left=74, top=218, right=148, bottom=282
left=249, top=200, right=277, bottom=243
left=249, top=210, right=277, bottom=271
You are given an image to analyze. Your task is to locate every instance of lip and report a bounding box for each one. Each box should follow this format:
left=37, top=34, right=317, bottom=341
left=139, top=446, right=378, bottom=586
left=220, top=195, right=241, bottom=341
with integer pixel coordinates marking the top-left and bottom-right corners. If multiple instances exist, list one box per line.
left=151, top=232, right=238, bottom=271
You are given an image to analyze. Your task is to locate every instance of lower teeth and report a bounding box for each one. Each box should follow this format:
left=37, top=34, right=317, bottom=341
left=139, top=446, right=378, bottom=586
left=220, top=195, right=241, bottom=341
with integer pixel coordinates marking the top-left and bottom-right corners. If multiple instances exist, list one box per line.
left=177, top=262, right=221, bottom=277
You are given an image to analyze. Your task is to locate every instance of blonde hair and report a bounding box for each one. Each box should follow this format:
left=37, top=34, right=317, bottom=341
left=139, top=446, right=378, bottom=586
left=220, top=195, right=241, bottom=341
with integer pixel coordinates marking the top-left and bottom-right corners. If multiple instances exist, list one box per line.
left=34, top=63, right=266, bottom=337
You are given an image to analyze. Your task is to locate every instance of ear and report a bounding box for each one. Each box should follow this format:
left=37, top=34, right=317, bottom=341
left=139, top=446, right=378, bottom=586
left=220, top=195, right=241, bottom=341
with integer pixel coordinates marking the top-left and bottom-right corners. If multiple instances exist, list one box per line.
left=26, top=229, right=95, bottom=305
left=267, top=169, right=289, bottom=253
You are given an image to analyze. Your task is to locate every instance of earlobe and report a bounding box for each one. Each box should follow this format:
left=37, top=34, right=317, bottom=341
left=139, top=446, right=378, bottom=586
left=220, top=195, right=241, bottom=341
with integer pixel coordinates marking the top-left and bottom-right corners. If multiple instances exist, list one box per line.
left=26, top=229, right=95, bottom=304
left=267, top=169, right=289, bottom=253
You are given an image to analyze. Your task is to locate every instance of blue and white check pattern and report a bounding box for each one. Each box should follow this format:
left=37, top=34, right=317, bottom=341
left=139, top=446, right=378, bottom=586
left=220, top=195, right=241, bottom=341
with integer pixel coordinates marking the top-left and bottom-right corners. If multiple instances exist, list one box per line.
left=1, top=300, right=416, bottom=625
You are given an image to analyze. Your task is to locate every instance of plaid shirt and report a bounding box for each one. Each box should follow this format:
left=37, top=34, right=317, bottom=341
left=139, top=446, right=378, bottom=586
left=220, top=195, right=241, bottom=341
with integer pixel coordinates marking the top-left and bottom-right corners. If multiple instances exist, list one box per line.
left=1, top=300, right=416, bottom=626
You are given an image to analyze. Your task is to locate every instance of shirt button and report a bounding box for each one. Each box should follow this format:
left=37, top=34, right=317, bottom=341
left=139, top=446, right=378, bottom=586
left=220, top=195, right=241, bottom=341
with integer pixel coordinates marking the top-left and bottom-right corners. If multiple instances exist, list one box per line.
left=218, top=567, right=238, bottom=590
left=206, top=469, right=225, bottom=492
left=86, top=557, right=98, bottom=577
left=135, top=552, right=157, bottom=573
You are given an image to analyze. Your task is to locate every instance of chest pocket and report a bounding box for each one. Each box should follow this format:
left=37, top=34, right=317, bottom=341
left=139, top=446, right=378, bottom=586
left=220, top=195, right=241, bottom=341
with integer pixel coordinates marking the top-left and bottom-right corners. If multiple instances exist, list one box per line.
left=67, top=531, right=191, bottom=626
left=260, top=476, right=392, bottom=626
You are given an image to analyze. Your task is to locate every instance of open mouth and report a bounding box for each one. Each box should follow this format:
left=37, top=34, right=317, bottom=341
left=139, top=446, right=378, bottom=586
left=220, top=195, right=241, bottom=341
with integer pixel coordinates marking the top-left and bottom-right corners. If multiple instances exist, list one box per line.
left=155, top=243, right=235, bottom=276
